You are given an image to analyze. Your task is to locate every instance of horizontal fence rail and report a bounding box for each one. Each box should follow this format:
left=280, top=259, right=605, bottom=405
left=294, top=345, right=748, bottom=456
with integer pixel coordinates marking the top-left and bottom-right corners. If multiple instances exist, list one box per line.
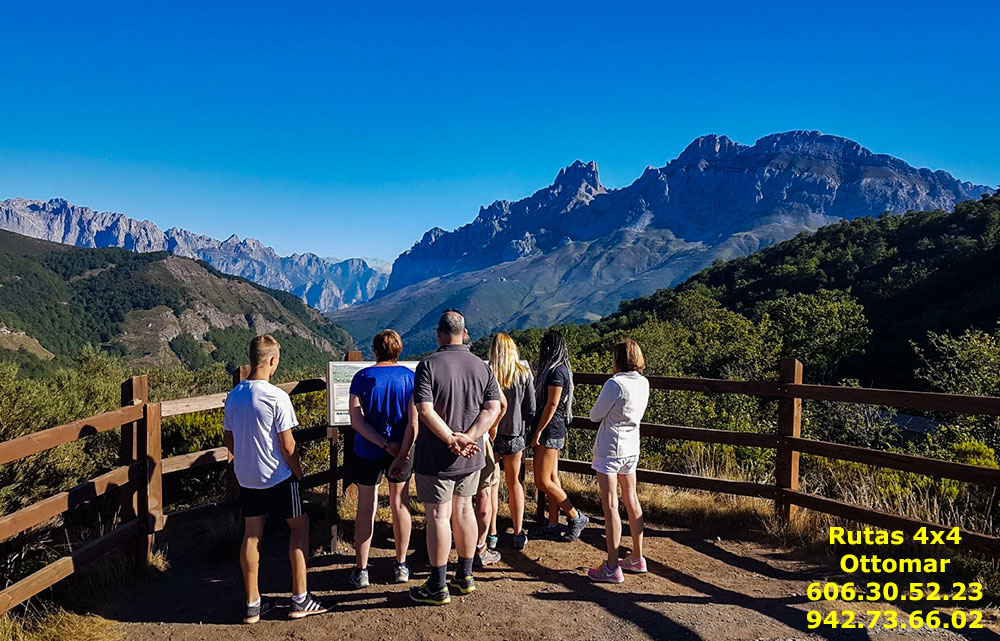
left=0, top=405, right=144, bottom=466
left=5, top=358, right=1000, bottom=615
left=0, top=464, right=138, bottom=544
left=578, top=372, right=1000, bottom=416
left=786, top=436, right=1000, bottom=487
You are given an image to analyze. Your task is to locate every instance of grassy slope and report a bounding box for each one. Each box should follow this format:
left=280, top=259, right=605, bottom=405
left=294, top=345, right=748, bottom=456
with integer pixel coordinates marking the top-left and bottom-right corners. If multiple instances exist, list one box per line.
left=0, top=230, right=354, bottom=372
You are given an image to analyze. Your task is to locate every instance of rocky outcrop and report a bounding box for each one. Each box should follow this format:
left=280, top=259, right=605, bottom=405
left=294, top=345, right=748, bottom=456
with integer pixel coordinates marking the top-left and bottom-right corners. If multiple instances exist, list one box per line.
left=387, top=160, right=607, bottom=290
left=0, top=198, right=389, bottom=311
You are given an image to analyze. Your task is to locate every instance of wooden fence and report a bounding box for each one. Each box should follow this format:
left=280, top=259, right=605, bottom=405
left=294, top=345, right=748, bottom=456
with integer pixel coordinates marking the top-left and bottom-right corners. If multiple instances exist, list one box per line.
left=2, top=356, right=1000, bottom=615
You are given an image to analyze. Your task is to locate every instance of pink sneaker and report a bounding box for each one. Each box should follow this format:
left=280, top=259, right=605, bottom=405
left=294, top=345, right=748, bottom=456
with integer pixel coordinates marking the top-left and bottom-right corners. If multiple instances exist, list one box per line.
left=620, top=556, right=647, bottom=573
left=588, top=562, right=624, bottom=583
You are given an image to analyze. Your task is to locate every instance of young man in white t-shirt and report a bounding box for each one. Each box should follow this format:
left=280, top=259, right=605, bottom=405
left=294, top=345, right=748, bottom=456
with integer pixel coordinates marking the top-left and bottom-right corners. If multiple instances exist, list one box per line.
left=223, top=334, right=328, bottom=623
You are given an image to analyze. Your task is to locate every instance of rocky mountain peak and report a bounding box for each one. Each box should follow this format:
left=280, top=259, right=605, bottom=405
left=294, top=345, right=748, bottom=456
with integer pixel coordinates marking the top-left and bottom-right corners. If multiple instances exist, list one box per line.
left=752, top=130, right=871, bottom=161
left=674, top=134, right=745, bottom=164
left=553, top=160, right=601, bottom=192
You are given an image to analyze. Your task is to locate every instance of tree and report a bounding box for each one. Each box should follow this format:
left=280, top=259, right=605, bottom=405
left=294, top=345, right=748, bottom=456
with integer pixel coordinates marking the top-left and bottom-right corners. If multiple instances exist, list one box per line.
left=756, top=289, right=871, bottom=382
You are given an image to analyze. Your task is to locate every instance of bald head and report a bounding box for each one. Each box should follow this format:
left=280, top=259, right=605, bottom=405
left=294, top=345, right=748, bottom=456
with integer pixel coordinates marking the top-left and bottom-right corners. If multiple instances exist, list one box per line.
left=437, top=310, right=465, bottom=346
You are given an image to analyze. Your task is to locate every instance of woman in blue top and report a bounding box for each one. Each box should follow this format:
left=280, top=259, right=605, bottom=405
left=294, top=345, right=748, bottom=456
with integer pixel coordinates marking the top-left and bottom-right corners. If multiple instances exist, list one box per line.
left=348, top=329, right=418, bottom=588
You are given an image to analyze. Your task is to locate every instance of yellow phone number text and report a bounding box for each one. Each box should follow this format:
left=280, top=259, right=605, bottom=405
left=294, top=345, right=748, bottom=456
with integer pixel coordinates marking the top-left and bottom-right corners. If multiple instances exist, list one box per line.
left=808, top=581, right=983, bottom=602
left=807, top=610, right=983, bottom=630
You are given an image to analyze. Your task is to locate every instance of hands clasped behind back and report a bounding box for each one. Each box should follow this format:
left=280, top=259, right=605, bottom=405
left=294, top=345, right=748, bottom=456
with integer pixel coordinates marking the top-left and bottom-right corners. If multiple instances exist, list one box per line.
left=449, top=432, right=480, bottom=458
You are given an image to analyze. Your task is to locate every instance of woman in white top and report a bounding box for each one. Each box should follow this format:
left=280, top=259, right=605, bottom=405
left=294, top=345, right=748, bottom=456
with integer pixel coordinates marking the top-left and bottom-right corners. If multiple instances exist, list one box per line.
left=587, top=339, right=650, bottom=583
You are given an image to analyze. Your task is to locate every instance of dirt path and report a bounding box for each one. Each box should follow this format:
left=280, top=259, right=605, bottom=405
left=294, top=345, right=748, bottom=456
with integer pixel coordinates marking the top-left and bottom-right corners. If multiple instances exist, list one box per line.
left=92, top=508, right=1000, bottom=641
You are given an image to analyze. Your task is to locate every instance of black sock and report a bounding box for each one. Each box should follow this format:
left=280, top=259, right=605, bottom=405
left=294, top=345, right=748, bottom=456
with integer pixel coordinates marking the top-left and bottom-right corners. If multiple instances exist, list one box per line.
left=428, top=565, right=447, bottom=590
left=458, top=556, right=474, bottom=579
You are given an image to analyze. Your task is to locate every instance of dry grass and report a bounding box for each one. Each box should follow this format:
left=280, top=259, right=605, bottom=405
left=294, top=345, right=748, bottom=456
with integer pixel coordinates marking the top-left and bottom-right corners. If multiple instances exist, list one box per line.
left=559, top=472, right=773, bottom=535
left=0, top=610, right=119, bottom=641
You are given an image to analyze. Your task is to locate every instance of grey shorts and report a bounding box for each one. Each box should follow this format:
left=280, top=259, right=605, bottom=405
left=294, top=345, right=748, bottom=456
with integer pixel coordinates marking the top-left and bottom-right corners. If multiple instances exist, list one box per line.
left=415, top=472, right=480, bottom=504
left=494, top=434, right=526, bottom=456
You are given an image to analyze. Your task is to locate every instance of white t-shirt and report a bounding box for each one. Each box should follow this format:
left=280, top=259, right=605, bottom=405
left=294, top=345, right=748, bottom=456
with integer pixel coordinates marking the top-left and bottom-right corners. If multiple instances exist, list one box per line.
left=223, top=379, right=298, bottom=489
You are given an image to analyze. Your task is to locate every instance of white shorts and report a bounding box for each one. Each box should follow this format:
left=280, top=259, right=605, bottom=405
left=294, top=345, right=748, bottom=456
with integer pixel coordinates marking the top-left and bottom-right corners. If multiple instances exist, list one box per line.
left=591, top=455, right=639, bottom=476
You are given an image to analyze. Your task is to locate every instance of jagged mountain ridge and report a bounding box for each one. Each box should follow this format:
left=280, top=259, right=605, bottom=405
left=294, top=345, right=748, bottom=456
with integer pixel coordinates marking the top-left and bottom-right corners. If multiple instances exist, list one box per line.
left=335, top=130, right=993, bottom=355
left=387, top=131, right=990, bottom=292
left=0, top=198, right=389, bottom=312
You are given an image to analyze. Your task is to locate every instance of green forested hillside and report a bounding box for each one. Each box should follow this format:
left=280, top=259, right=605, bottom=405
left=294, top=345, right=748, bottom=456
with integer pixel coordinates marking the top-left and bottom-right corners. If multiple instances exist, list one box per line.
left=463, top=194, right=1000, bottom=561
left=0, top=230, right=354, bottom=374
left=599, top=191, right=1000, bottom=388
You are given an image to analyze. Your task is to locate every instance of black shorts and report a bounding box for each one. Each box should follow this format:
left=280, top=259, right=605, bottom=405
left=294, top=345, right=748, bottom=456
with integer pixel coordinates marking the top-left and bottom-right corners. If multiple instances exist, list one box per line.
left=353, top=453, right=413, bottom=486
left=240, top=476, right=303, bottom=520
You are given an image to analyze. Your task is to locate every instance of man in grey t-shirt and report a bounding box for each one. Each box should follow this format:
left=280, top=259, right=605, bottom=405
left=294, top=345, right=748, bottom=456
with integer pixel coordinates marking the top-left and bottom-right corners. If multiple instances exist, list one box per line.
left=409, top=310, right=502, bottom=606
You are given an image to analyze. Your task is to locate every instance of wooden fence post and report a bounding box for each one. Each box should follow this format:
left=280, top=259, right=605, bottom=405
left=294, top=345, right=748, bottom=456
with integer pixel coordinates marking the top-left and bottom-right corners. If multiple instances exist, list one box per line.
left=329, top=351, right=360, bottom=554
left=341, top=352, right=361, bottom=498
left=775, top=357, right=803, bottom=521
left=535, top=486, right=548, bottom=525
left=138, top=401, right=163, bottom=563
left=120, top=376, right=148, bottom=521
left=329, top=428, right=340, bottom=555
left=226, top=366, right=251, bottom=502
left=120, top=375, right=148, bottom=564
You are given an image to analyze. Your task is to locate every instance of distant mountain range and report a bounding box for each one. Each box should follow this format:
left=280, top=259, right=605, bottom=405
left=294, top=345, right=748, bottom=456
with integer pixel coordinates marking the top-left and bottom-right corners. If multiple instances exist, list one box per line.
left=0, top=198, right=389, bottom=312
left=0, top=229, right=354, bottom=372
left=331, top=130, right=993, bottom=355
left=3, top=130, right=993, bottom=358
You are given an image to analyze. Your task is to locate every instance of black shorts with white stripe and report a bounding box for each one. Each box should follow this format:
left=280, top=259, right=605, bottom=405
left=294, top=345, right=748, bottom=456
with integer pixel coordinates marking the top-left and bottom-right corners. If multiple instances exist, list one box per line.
left=240, top=476, right=304, bottom=520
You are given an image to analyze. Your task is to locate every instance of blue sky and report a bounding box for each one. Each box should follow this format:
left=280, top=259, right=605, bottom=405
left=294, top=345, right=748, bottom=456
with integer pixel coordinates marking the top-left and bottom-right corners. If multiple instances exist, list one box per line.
left=2, top=1, right=998, bottom=261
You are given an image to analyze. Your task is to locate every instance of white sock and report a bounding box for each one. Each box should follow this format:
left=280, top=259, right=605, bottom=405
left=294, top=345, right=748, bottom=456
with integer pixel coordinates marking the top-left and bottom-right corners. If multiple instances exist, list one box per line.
left=247, top=597, right=261, bottom=608
left=291, top=592, right=307, bottom=603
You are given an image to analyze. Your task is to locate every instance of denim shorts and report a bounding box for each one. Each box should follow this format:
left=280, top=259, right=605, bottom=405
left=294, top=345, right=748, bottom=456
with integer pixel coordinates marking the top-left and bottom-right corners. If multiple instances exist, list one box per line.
left=539, top=425, right=566, bottom=450
left=494, top=434, right=526, bottom=456
left=540, top=436, right=565, bottom=450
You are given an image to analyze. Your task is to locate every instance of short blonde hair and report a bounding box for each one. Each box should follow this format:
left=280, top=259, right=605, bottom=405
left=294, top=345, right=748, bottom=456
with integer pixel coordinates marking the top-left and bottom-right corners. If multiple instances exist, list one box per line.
left=373, top=329, right=403, bottom=362
left=612, top=339, right=644, bottom=373
left=249, top=334, right=281, bottom=367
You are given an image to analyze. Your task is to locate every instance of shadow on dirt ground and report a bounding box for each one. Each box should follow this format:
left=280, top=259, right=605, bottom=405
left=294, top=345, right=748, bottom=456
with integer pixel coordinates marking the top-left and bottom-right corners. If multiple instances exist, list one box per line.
left=90, top=498, right=1000, bottom=641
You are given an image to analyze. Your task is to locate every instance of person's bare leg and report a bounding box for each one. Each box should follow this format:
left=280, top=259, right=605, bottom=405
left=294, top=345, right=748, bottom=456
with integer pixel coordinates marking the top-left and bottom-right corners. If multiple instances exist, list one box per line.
left=475, top=486, right=491, bottom=548
left=241, top=516, right=266, bottom=603
left=532, top=449, right=550, bottom=524
left=425, top=501, right=452, bottom=567
left=539, top=447, right=578, bottom=521
left=354, top=484, right=378, bottom=569
left=489, top=482, right=500, bottom=537
left=619, top=472, right=644, bottom=561
left=388, top=480, right=411, bottom=563
left=548, top=460, right=561, bottom=524
left=504, top=452, right=525, bottom=534
left=452, top=494, right=478, bottom=560
left=597, top=473, right=620, bottom=567
left=286, top=514, right=310, bottom=596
